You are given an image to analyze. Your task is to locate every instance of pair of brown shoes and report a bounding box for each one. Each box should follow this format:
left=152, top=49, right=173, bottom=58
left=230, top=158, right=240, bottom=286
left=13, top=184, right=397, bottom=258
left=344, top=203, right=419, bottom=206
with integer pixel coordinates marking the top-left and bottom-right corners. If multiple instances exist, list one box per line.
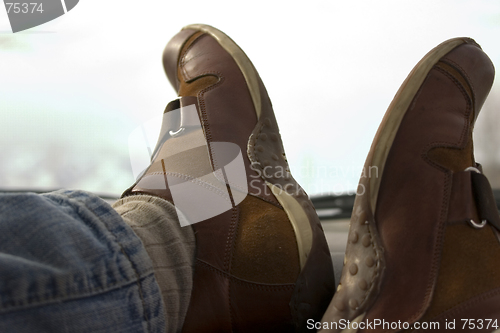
left=125, top=25, right=500, bottom=332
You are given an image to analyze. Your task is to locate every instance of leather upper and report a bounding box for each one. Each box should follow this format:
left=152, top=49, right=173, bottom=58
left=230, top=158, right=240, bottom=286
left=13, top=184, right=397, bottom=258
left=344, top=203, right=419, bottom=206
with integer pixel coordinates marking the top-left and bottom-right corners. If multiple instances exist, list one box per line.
left=363, top=42, right=496, bottom=330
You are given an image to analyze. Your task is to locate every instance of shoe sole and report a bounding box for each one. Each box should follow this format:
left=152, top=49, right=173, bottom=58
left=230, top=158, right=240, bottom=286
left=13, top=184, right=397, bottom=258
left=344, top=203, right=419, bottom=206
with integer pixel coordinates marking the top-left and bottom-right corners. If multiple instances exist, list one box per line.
left=183, top=23, right=314, bottom=270
left=324, top=37, right=472, bottom=332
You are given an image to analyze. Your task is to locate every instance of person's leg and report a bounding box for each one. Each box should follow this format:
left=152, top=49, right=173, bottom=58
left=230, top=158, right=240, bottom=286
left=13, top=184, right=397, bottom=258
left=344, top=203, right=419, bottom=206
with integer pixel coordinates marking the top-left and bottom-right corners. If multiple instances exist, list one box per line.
left=112, top=195, right=195, bottom=333
left=0, top=190, right=165, bottom=333
left=1, top=24, right=335, bottom=333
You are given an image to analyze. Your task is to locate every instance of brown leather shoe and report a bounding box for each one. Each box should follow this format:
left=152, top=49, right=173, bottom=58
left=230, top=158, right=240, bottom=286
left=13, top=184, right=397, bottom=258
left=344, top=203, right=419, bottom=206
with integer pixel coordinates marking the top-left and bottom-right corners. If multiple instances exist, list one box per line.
left=320, top=38, right=499, bottom=332
left=123, top=24, right=335, bottom=332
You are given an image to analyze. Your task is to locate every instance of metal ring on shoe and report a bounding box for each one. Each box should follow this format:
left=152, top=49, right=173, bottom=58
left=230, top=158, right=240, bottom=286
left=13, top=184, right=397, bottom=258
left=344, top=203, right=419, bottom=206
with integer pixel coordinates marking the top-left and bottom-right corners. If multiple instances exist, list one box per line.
left=169, top=127, right=185, bottom=137
left=469, top=219, right=487, bottom=229
left=464, top=166, right=488, bottom=229
left=464, top=166, right=482, bottom=174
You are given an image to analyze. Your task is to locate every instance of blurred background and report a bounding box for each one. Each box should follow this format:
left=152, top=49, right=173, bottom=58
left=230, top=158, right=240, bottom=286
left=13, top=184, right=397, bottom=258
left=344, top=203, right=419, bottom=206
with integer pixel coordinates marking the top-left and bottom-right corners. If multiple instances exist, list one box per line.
left=1, top=0, right=499, bottom=198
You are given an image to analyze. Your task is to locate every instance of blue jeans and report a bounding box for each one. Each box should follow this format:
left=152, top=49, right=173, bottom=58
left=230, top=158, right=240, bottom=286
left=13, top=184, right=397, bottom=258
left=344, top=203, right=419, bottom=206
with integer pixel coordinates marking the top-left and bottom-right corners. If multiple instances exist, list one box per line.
left=0, top=190, right=166, bottom=332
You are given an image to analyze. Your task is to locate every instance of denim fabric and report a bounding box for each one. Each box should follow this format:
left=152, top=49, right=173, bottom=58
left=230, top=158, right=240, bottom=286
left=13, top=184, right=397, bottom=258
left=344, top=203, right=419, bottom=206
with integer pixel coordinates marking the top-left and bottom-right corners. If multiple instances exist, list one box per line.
left=0, top=190, right=166, bottom=333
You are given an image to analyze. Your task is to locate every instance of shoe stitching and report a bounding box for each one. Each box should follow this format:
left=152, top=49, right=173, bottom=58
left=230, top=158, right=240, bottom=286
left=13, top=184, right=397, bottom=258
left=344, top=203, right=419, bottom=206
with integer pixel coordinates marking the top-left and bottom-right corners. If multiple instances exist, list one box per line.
left=177, top=72, right=281, bottom=209
left=441, top=57, right=476, bottom=102
left=420, top=73, right=472, bottom=174
left=196, top=71, right=224, bottom=168
left=193, top=75, right=283, bottom=206
left=434, top=65, right=472, bottom=145
left=87, top=206, right=152, bottom=332
left=196, top=259, right=295, bottom=291
left=405, top=67, right=471, bottom=328
left=147, top=171, right=232, bottom=203
left=426, top=171, right=451, bottom=323
left=436, top=59, right=478, bottom=167
left=420, top=65, right=472, bottom=170
left=412, top=287, right=500, bottom=333
left=180, top=33, right=208, bottom=82
left=226, top=207, right=238, bottom=332
left=85, top=193, right=152, bottom=332
left=224, top=207, right=239, bottom=271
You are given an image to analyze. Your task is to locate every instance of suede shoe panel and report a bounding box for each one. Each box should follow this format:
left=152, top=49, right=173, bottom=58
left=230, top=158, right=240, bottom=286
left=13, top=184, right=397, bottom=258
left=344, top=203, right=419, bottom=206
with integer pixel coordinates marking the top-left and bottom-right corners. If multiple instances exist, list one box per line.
left=421, top=224, right=500, bottom=319
left=427, top=138, right=474, bottom=173
left=230, top=195, right=300, bottom=284
left=178, top=74, right=219, bottom=98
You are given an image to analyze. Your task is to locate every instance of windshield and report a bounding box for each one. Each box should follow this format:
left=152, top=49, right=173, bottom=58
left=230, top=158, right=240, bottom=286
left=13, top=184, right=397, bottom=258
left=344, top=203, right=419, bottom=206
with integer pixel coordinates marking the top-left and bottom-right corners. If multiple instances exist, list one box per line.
left=1, top=1, right=499, bottom=198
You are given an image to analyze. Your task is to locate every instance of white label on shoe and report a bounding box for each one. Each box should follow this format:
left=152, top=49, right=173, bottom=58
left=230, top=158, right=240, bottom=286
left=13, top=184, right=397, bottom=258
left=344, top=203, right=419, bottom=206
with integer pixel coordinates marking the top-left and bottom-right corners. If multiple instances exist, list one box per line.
left=128, top=103, right=248, bottom=226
